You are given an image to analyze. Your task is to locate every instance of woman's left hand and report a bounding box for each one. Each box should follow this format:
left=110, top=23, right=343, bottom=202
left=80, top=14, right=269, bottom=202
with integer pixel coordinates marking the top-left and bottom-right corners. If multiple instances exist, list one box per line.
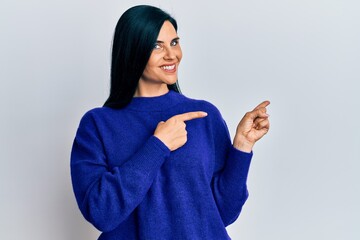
left=233, top=101, right=270, bottom=153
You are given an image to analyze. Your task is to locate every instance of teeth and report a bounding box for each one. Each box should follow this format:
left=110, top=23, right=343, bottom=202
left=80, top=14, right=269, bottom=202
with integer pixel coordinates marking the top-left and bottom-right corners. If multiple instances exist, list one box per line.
left=162, top=65, right=175, bottom=70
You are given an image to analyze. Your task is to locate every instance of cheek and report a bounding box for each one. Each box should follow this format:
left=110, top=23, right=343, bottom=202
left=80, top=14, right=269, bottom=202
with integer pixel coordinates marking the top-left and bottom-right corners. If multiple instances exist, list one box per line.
left=146, top=52, right=160, bottom=65
left=177, top=48, right=183, bottom=62
left=144, top=58, right=159, bottom=73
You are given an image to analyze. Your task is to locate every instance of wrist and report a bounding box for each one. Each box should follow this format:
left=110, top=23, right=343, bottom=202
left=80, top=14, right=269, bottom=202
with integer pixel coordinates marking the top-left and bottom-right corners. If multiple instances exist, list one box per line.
left=233, top=137, right=254, bottom=153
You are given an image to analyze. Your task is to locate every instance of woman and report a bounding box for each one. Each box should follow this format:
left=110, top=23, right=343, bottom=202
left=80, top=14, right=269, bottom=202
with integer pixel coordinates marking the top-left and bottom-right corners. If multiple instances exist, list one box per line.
left=71, top=5, right=270, bottom=240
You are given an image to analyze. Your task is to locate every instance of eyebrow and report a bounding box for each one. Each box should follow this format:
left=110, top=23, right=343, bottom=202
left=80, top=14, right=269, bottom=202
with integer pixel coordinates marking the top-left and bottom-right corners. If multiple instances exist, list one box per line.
left=156, top=37, right=180, bottom=43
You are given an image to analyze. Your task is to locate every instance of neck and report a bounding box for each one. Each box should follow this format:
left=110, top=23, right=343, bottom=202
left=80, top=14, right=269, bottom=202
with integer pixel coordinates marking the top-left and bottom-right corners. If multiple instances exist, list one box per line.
left=134, top=81, right=169, bottom=97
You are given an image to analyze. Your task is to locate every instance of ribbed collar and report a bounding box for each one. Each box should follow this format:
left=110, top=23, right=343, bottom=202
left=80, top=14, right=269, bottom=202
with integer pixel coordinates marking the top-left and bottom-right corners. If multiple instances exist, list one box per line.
left=125, top=90, right=183, bottom=112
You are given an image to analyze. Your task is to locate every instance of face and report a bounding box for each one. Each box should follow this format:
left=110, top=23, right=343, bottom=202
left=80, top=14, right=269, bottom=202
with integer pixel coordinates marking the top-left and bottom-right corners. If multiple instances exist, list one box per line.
left=140, top=21, right=182, bottom=86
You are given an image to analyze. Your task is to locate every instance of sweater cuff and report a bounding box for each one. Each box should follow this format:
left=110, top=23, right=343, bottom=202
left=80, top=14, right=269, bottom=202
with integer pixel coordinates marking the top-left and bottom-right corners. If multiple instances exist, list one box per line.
left=151, top=135, right=171, bottom=153
left=229, top=145, right=253, bottom=160
left=226, top=146, right=253, bottom=179
left=126, top=136, right=171, bottom=175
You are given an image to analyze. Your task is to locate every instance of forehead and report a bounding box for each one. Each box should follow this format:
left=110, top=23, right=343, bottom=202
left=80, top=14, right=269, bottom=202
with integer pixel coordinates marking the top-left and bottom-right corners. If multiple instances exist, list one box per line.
left=157, top=21, right=177, bottom=40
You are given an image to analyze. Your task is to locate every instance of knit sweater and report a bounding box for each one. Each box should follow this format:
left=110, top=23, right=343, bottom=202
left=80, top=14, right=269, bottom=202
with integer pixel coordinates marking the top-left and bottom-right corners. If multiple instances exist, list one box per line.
left=70, top=90, right=253, bottom=240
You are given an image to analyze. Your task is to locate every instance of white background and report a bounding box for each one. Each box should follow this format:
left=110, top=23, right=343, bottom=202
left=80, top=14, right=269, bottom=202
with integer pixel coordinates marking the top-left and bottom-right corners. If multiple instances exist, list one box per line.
left=1, top=0, right=359, bottom=239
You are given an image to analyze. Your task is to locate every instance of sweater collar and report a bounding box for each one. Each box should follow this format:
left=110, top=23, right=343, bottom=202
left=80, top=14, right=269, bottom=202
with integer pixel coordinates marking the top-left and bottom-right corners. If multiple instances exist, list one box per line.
left=125, top=90, right=183, bottom=112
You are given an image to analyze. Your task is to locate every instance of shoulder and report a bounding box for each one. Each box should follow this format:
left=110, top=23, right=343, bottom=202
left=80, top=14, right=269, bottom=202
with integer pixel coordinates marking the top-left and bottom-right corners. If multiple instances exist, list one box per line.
left=179, top=93, right=224, bottom=121
left=77, top=106, right=121, bottom=127
left=79, top=107, right=107, bottom=121
left=81, top=106, right=117, bottom=117
left=180, top=94, right=231, bottom=143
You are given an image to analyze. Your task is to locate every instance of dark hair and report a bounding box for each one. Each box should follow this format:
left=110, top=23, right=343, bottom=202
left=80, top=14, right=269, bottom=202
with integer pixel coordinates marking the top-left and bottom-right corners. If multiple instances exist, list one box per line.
left=103, top=5, right=181, bottom=109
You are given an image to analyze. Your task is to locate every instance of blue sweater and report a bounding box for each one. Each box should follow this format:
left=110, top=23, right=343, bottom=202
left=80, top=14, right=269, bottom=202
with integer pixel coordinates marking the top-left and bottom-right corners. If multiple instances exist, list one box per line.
left=71, top=90, right=252, bottom=240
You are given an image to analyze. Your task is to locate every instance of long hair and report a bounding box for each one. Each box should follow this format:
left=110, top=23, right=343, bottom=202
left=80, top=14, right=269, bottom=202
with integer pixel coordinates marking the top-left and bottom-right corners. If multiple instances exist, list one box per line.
left=103, top=5, right=181, bottom=109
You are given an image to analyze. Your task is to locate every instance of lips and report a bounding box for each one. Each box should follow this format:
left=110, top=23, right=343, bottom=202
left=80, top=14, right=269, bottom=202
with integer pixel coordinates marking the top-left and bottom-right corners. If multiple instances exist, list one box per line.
left=160, top=64, right=177, bottom=73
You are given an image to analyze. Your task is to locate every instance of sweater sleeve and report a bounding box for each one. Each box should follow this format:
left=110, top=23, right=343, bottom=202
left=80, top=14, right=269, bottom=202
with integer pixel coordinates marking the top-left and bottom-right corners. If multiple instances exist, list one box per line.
left=210, top=108, right=253, bottom=226
left=70, top=111, right=170, bottom=232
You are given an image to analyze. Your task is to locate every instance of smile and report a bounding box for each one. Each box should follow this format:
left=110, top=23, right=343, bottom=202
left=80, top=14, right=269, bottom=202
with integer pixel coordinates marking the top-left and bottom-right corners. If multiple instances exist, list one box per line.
left=160, top=64, right=176, bottom=72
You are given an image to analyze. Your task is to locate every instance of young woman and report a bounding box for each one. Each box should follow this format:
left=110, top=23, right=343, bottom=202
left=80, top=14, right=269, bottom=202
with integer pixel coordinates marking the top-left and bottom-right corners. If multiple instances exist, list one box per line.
left=71, top=5, right=270, bottom=240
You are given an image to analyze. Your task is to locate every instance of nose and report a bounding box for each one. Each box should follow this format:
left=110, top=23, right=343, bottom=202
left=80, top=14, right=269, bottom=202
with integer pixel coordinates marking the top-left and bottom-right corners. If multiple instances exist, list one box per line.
left=163, top=46, right=176, bottom=60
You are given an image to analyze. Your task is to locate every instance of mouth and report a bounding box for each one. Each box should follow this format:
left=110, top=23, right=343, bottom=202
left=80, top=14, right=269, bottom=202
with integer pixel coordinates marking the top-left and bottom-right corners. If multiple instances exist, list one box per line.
left=160, top=64, right=177, bottom=73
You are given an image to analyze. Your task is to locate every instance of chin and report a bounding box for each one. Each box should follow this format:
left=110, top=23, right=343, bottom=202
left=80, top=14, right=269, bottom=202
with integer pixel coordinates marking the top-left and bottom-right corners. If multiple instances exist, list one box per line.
left=162, top=78, right=178, bottom=85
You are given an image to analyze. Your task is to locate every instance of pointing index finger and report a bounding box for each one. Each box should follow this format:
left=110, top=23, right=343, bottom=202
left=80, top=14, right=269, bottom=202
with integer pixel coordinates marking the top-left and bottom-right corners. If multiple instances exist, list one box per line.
left=175, top=111, right=208, bottom=122
left=253, top=100, right=270, bottom=110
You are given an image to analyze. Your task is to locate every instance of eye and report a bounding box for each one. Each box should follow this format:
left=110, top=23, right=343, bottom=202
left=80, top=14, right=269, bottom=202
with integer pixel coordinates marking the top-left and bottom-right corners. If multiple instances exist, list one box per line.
left=171, top=40, right=179, bottom=46
left=154, top=43, right=162, bottom=50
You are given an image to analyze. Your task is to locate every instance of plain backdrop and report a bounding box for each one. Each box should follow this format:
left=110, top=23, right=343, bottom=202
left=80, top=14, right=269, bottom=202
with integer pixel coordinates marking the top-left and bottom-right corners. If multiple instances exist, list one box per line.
left=1, top=0, right=359, bottom=239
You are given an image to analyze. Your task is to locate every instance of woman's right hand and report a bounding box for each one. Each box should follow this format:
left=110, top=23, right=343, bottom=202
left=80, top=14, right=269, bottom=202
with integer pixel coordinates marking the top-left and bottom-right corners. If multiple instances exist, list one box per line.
left=154, top=111, right=208, bottom=151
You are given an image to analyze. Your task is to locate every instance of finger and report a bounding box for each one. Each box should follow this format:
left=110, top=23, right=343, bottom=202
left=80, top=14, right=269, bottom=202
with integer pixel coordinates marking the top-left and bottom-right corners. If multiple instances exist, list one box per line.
left=247, top=108, right=269, bottom=120
left=253, top=117, right=265, bottom=128
left=253, top=117, right=265, bottom=126
left=175, top=111, right=208, bottom=122
left=253, top=117, right=263, bottom=128
left=257, top=126, right=270, bottom=137
left=253, top=100, right=270, bottom=111
left=255, top=119, right=269, bottom=130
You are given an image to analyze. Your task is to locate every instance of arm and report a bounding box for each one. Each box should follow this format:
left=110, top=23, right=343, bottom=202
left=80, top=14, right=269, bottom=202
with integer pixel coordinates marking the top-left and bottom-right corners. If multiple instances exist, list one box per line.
left=211, top=101, right=270, bottom=226
left=70, top=112, right=170, bottom=232
left=210, top=115, right=252, bottom=226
